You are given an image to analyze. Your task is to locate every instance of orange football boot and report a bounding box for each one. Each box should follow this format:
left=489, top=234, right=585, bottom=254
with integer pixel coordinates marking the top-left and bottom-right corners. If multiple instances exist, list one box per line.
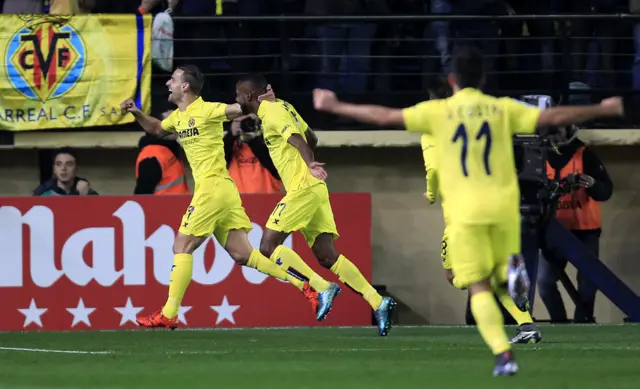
left=136, top=309, right=178, bottom=330
left=302, top=283, right=319, bottom=313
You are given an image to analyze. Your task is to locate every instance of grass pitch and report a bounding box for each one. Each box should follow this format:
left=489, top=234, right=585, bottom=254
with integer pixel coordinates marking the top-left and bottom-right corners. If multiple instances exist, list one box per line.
left=0, top=324, right=638, bottom=389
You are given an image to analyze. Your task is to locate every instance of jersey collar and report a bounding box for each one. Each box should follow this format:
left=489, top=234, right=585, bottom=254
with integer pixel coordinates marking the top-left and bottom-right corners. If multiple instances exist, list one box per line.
left=180, top=96, right=204, bottom=112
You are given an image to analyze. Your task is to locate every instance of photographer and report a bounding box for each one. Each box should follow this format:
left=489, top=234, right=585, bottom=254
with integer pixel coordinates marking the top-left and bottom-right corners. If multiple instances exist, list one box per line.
left=537, top=125, right=613, bottom=323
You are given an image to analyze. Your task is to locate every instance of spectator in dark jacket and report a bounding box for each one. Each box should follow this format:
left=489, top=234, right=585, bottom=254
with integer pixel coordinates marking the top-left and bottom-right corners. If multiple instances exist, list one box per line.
left=33, top=148, right=98, bottom=196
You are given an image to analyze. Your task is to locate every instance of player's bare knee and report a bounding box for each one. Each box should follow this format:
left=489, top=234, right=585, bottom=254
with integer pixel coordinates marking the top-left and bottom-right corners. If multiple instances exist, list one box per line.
left=224, top=229, right=253, bottom=266
left=173, top=234, right=203, bottom=255
left=312, top=235, right=339, bottom=269
left=468, top=279, right=493, bottom=296
left=259, top=240, right=277, bottom=259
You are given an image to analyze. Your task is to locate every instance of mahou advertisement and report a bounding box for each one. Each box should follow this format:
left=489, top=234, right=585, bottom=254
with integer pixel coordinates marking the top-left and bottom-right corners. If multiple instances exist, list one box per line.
left=0, top=194, right=372, bottom=331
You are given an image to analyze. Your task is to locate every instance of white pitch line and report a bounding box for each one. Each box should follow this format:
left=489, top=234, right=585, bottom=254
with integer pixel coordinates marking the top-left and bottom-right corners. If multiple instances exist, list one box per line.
left=0, top=346, right=112, bottom=355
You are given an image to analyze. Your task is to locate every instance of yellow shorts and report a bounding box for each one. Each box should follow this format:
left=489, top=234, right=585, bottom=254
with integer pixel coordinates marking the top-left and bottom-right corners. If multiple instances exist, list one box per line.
left=448, top=216, right=520, bottom=289
left=441, top=225, right=451, bottom=270
left=178, top=175, right=252, bottom=246
left=265, top=182, right=339, bottom=247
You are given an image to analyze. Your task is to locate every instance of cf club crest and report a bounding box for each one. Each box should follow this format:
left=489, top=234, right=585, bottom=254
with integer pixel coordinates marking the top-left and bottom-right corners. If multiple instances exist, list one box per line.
left=5, top=16, right=86, bottom=101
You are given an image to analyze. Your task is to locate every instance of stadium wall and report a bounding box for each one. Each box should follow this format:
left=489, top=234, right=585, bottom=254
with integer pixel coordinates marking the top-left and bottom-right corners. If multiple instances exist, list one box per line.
left=1, top=132, right=639, bottom=325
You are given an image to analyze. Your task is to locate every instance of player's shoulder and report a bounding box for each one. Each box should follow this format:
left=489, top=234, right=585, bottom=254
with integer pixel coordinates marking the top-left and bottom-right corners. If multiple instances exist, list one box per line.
left=201, top=101, right=227, bottom=113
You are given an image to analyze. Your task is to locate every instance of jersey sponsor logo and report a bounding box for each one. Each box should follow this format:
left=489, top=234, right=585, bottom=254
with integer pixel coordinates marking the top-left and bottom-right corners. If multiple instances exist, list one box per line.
left=6, top=16, right=86, bottom=101
left=177, top=127, right=199, bottom=138
left=0, top=194, right=372, bottom=331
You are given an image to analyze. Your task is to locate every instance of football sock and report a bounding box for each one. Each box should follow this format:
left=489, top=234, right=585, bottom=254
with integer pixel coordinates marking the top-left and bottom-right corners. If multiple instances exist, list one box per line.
left=247, top=249, right=291, bottom=283
left=470, top=291, right=511, bottom=355
left=496, top=286, right=534, bottom=325
left=330, top=255, right=383, bottom=310
left=162, top=253, right=193, bottom=319
left=270, top=245, right=329, bottom=292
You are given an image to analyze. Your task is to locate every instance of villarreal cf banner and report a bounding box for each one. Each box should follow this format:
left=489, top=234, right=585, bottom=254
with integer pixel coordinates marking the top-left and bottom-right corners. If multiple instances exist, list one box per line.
left=0, top=14, right=152, bottom=131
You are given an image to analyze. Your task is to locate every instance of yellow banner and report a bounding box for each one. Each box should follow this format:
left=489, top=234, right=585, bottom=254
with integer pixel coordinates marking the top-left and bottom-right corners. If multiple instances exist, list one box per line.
left=0, top=14, right=152, bottom=131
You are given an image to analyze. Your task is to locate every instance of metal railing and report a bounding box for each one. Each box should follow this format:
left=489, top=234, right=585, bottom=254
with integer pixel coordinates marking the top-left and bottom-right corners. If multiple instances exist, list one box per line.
left=146, top=14, right=640, bottom=130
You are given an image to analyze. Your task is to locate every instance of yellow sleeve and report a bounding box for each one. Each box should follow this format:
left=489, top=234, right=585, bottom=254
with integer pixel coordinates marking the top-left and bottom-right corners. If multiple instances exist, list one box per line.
left=160, top=110, right=177, bottom=132
left=402, top=101, right=435, bottom=134
left=205, top=102, right=229, bottom=123
left=421, top=135, right=438, bottom=202
left=501, top=98, right=541, bottom=135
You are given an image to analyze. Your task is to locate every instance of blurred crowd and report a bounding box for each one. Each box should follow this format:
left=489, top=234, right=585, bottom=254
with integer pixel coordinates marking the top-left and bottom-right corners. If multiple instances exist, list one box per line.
left=1, top=0, right=638, bottom=119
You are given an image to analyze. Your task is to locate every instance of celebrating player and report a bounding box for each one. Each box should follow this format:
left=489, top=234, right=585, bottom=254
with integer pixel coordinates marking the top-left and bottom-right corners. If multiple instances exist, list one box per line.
left=121, top=65, right=314, bottom=329
left=313, top=46, right=624, bottom=374
left=235, top=74, right=396, bottom=336
left=423, top=77, right=542, bottom=344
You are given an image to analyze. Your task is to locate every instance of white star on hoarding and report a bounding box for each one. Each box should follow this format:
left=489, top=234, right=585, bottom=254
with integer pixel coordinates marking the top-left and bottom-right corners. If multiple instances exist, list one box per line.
left=66, top=298, right=96, bottom=327
left=177, top=306, right=191, bottom=325
left=211, top=296, right=240, bottom=325
left=114, top=297, right=144, bottom=326
left=18, top=299, right=47, bottom=328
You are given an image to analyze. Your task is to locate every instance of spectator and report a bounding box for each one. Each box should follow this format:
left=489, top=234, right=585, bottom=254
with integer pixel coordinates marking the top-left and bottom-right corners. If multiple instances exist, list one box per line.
left=49, top=0, right=96, bottom=13
left=224, top=116, right=283, bottom=194
left=33, top=148, right=98, bottom=196
left=306, top=0, right=388, bottom=93
left=135, top=111, right=190, bottom=195
left=2, top=0, right=43, bottom=13
left=537, top=123, right=613, bottom=323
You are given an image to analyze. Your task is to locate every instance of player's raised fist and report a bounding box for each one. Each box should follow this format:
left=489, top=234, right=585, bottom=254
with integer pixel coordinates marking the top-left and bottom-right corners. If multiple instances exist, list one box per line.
left=120, top=99, right=139, bottom=113
left=600, top=97, right=623, bottom=116
left=313, top=89, right=338, bottom=112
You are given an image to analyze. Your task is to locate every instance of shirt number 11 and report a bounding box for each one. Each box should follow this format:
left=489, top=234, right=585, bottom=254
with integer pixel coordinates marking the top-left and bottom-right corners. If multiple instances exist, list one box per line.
left=452, top=121, right=492, bottom=177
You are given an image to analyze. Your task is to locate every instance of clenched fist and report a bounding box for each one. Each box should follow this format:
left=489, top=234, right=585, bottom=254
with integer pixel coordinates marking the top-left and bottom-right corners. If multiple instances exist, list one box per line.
left=120, top=99, right=140, bottom=114
left=313, top=89, right=338, bottom=112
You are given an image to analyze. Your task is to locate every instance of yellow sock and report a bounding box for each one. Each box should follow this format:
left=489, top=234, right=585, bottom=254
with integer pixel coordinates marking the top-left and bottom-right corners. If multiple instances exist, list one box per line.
left=330, top=255, right=382, bottom=310
left=495, top=286, right=534, bottom=325
left=246, top=249, right=291, bottom=283
left=162, top=253, right=193, bottom=319
left=470, top=291, right=511, bottom=355
left=271, top=245, right=329, bottom=292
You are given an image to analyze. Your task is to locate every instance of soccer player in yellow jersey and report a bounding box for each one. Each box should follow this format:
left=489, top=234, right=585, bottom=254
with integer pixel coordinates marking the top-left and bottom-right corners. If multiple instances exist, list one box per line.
left=422, top=79, right=542, bottom=345
left=121, top=65, right=314, bottom=329
left=314, top=46, right=624, bottom=374
left=234, top=74, right=396, bottom=336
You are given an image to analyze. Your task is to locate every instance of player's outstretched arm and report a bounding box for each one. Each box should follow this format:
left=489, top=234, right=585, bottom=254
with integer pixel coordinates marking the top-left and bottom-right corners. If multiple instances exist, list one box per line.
left=313, top=89, right=405, bottom=127
left=120, top=99, right=169, bottom=137
left=537, top=97, right=624, bottom=129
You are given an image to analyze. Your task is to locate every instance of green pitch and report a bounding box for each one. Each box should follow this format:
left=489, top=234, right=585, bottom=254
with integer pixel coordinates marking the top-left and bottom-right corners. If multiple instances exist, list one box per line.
left=0, top=324, right=638, bottom=389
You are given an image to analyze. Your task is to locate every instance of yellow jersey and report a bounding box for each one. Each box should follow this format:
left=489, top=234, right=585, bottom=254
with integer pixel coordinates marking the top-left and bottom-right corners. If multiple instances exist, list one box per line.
left=404, top=88, right=540, bottom=224
left=161, top=97, right=229, bottom=181
left=258, top=100, right=322, bottom=192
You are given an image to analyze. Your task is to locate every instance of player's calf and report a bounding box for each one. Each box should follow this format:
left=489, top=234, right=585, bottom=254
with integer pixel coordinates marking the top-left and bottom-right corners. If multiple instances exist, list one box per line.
left=311, top=233, right=339, bottom=269
left=258, top=228, right=288, bottom=259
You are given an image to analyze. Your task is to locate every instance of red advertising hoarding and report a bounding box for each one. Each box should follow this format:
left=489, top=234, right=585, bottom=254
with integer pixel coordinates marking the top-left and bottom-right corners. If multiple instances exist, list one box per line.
left=0, top=194, right=372, bottom=331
